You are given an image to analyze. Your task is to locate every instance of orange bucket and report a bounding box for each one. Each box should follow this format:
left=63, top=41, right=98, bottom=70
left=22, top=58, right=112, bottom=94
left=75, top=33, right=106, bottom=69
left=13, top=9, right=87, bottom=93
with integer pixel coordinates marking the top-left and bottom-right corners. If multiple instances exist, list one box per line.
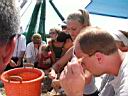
left=1, top=67, right=44, bottom=96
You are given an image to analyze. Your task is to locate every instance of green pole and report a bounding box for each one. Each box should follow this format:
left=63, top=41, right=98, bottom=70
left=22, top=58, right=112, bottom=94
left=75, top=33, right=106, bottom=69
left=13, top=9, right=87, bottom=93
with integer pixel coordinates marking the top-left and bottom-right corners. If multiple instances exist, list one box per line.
left=49, top=0, right=65, bottom=21
left=26, top=0, right=41, bottom=44
left=38, top=0, right=47, bottom=42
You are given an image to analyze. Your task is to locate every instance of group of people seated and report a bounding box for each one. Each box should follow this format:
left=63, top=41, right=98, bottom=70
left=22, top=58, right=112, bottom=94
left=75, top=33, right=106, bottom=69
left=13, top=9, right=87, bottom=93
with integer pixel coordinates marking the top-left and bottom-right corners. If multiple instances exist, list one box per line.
left=48, top=9, right=128, bottom=96
left=5, top=28, right=73, bottom=69
left=0, top=0, right=128, bottom=96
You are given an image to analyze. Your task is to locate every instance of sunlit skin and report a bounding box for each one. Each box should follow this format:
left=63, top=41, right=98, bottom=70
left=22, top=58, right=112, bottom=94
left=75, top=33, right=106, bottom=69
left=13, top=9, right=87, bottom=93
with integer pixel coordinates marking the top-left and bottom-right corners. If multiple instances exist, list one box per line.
left=3, top=37, right=17, bottom=66
left=0, top=36, right=17, bottom=73
left=66, top=20, right=85, bottom=40
left=34, top=43, right=41, bottom=49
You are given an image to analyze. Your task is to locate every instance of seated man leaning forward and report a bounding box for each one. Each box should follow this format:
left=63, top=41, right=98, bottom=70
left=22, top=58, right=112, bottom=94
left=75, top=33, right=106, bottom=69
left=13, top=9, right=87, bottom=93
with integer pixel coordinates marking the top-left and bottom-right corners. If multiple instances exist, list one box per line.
left=60, top=26, right=128, bottom=96
left=25, top=33, right=46, bottom=67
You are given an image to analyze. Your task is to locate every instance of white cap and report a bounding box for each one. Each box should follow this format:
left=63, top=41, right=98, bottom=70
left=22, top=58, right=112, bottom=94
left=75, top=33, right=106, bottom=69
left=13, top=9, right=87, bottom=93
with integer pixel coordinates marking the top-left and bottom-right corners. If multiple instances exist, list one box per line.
left=109, top=30, right=128, bottom=46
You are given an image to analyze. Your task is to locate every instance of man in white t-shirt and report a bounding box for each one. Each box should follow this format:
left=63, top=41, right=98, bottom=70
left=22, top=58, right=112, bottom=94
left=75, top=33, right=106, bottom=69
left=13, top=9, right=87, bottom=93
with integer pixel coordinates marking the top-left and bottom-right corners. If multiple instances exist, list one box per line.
left=25, top=33, right=46, bottom=67
left=60, top=27, right=128, bottom=96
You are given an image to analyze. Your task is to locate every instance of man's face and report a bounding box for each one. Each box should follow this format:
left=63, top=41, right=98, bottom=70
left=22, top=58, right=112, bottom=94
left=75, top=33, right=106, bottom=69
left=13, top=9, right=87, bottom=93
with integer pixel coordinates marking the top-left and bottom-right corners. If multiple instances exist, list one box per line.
left=34, top=43, right=41, bottom=49
left=33, top=39, right=41, bottom=48
left=49, top=31, right=58, bottom=39
left=74, top=42, right=104, bottom=76
left=0, top=36, right=17, bottom=73
left=67, top=20, right=84, bottom=41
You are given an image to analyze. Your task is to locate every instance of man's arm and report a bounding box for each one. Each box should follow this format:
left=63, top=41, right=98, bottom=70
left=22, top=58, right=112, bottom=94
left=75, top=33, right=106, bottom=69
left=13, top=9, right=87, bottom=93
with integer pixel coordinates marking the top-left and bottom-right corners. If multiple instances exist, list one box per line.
left=17, top=51, right=25, bottom=66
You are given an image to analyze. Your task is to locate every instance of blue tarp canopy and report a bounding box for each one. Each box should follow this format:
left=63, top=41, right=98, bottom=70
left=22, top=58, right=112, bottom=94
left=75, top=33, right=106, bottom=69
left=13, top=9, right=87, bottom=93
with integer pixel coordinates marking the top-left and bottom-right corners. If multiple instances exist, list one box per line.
left=85, top=0, right=128, bottom=19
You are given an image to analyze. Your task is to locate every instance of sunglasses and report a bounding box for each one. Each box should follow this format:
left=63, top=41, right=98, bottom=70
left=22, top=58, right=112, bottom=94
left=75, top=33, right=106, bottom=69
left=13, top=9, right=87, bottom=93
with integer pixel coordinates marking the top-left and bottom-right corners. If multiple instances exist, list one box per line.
left=49, top=32, right=56, bottom=35
left=33, top=42, right=41, bottom=44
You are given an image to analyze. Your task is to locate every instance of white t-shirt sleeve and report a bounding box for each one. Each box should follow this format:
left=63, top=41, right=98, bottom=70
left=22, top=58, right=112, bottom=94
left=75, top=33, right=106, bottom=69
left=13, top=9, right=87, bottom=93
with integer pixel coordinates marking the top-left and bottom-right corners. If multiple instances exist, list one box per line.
left=25, top=43, right=32, bottom=58
left=110, top=53, right=128, bottom=96
left=21, top=35, right=26, bottom=51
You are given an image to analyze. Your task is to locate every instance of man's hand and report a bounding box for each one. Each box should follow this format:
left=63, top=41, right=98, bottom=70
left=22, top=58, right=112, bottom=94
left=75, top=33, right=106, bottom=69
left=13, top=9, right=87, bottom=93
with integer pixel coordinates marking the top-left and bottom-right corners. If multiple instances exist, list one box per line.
left=10, top=60, right=17, bottom=67
left=59, top=58, right=85, bottom=96
left=48, top=68, right=57, bottom=79
left=16, top=59, right=22, bottom=66
left=52, top=79, right=61, bottom=91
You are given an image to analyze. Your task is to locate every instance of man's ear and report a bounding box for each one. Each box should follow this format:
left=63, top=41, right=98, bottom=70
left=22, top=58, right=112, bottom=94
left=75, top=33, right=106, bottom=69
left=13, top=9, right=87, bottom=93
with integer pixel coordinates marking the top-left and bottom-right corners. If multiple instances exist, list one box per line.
left=3, top=37, right=16, bottom=65
left=94, top=52, right=104, bottom=64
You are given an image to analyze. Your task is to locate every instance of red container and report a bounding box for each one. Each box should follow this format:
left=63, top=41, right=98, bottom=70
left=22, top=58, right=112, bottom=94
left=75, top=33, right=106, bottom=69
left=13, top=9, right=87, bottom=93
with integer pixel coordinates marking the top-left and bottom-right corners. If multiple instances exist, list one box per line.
left=1, top=67, right=44, bottom=96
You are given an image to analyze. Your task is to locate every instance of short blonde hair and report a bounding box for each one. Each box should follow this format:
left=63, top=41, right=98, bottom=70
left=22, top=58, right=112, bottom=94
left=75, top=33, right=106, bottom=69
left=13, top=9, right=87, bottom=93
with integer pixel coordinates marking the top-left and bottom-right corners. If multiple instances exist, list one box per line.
left=32, top=33, right=42, bottom=44
left=67, top=9, right=90, bottom=27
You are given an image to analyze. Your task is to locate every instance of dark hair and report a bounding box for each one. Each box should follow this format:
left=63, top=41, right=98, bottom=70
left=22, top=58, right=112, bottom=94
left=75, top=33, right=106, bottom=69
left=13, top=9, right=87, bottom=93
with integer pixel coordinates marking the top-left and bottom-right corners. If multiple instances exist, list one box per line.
left=61, top=25, right=67, bottom=30
left=57, top=32, right=72, bottom=42
left=0, top=0, right=20, bottom=46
